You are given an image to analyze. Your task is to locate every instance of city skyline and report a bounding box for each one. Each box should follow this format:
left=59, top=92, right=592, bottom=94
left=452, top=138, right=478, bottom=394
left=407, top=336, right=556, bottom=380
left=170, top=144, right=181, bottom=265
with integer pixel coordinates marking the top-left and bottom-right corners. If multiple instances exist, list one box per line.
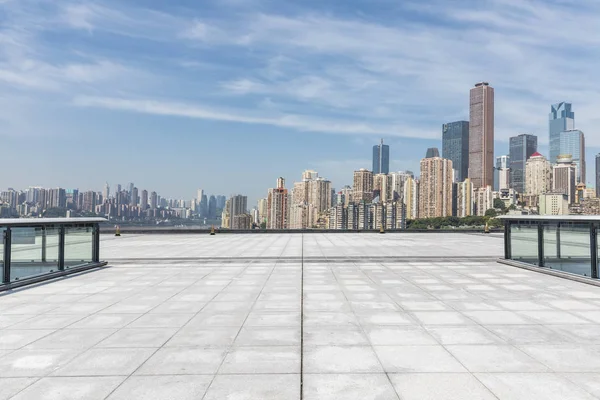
left=1, top=0, right=600, bottom=203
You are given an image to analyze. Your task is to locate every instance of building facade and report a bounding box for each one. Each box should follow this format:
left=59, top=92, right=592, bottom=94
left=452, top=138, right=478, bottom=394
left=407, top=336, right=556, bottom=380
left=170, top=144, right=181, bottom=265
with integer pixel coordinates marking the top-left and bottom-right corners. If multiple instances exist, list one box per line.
left=468, top=82, right=494, bottom=189
left=559, top=129, right=586, bottom=184
left=494, top=155, right=510, bottom=191
left=597, top=154, right=600, bottom=198
left=425, top=148, right=440, bottom=158
left=539, top=192, right=569, bottom=215
left=456, top=178, right=474, bottom=217
left=266, top=178, right=289, bottom=229
left=372, top=140, right=390, bottom=175
left=553, top=155, right=577, bottom=204
left=442, top=121, right=469, bottom=182
left=474, top=186, right=493, bottom=216
left=549, top=102, right=575, bottom=163
left=353, top=169, right=374, bottom=203
left=418, top=157, right=453, bottom=218
left=404, top=177, right=419, bottom=220
left=525, top=152, right=552, bottom=197
left=509, top=134, right=537, bottom=194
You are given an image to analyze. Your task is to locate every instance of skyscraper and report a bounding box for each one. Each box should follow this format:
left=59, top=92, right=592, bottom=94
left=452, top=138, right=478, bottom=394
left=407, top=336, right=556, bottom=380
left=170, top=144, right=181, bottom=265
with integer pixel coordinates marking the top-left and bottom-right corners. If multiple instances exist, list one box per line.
left=553, top=155, right=577, bottom=204
left=419, top=157, right=453, bottom=218
left=372, top=139, right=390, bottom=175
left=150, top=191, right=158, bottom=210
left=468, top=82, right=494, bottom=189
left=509, top=134, right=537, bottom=194
left=130, top=187, right=138, bottom=207
left=353, top=169, right=374, bottom=203
left=208, top=195, right=217, bottom=219
left=228, top=195, right=247, bottom=219
left=267, top=178, right=289, bottom=229
left=495, top=155, right=510, bottom=191
left=425, top=148, right=440, bottom=158
left=442, top=121, right=469, bottom=182
left=525, top=152, right=552, bottom=196
left=103, top=182, right=110, bottom=202
left=140, top=190, right=148, bottom=210
left=456, top=178, right=474, bottom=217
left=549, top=102, right=575, bottom=163
left=559, top=129, right=585, bottom=183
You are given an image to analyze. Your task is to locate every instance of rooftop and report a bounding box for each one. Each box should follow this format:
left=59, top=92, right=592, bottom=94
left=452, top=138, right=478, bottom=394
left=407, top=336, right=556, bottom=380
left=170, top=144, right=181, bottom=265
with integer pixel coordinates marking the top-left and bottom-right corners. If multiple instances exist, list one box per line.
left=2, top=233, right=600, bottom=399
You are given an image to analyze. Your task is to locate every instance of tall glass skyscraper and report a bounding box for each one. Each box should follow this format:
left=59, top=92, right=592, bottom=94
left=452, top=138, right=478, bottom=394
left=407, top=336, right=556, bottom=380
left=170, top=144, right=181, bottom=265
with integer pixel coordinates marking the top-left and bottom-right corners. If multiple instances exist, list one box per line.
left=559, top=129, right=585, bottom=184
left=494, top=155, right=510, bottom=191
left=509, top=134, right=537, bottom=194
left=425, top=148, right=440, bottom=158
left=549, top=102, right=575, bottom=163
left=372, top=139, right=390, bottom=174
left=442, top=121, right=469, bottom=182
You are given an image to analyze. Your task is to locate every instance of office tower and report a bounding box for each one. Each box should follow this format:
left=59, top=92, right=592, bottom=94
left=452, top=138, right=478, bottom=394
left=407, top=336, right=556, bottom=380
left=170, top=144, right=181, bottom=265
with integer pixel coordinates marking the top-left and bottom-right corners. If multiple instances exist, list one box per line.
left=130, top=187, right=138, bottom=207
left=372, top=139, right=390, bottom=175
left=267, top=178, right=289, bottom=229
left=525, top=152, right=552, bottom=196
left=103, top=182, right=110, bottom=201
left=404, top=177, right=419, bottom=220
left=353, top=169, right=374, bottom=203
left=150, top=192, right=158, bottom=209
left=128, top=183, right=134, bottom=195
left=549, top=102, right=575, bottom=163
left=456, top=178, right=474, bottom=217
left=469, top=82, right=494, bottom=189
left=208, top=195, right=217, bottom=219
left=116, top=184, right=122, bottom=193
left=553, top=155, right=577, bottom=204
left=425, top=148, right=440, bottom=158
left=199, top=194, right=208, bottom=218
left=494, top=155, right=510, bottom=191
left=559, top=129, right=586, bottom=183
left=596, top=154, right=600, bottom=198
left=419, top=157, right=453, bottom=218
left=442, top=121, right=470, bottom=182
left=140, top=190, right=148, bottom=210
left=474, top=186, right=493, bottom=216
left=216, top=195, right=226, bottom=210
left=509, top=134, right=537, bottom=194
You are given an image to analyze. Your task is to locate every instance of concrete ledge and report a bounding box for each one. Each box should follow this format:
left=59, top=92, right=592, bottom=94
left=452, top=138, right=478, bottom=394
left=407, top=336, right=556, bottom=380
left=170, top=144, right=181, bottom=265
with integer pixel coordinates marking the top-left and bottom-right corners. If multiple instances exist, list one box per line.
left=498, top=258, right=600, bottom=287
left=99, top=228, right=503, bottom=235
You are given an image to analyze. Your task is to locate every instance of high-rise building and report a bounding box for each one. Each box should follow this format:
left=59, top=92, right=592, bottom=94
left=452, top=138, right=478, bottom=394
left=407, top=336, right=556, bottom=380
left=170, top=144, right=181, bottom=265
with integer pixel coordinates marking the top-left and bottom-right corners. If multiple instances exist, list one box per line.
left=49, top=188, right=66, bottom=209
left=596, top=154, right=600, bottom=198
left=372, top=139, right=390, bottom=175
left=150, top=191, right=158, bottom=210
left=553, top=155, right=577, bottom=204
left=419, top=157, right=453, bottom=218
left=103, top=182, right=110, bottom=201
left=140, top=190, right=148, bottom=210
left=228, top=195, right=247, bottom=219
left=208, top=195, right=217, bottom=219
left=232, top=214, right=252, bottom=230
left=442, top=121, right=470, bottom=182
left=257, top=198, right=268, bottom=224
left=353, top=169, right=374, bottom=203
left=338, top=185, right=353, bottom=206
left=373, top=173, right=391, bottom=203
left=389, top=171, right=413, bottom=202
left=302, top=170, right=319, bottom=181
left=130, top=187, right=138, bottom=207
left=495, top=155, right=510, bottom=191
left=425, top=148, right=440, bottom=158
left=525, top=152, right=552, bottom=197
left=559, top=129, right=585, bottom=184
left=549, top=102, right=575, bottom=163
left=474, top=186, right=493, bottom=216
left=404, top=177, right=419, bottom=220
left=197, top=189, right=204, bottom=203
left=83, top=191, right=96, bottom=212
left=128, top=183, right=134, bottom=195
left=267, top=178, right=289, bottom=229
left=468, top=82, right=494, bottom=189
left=509, top=134, right=537, bottom=194
left=216, top=195, right=226, bottom=210
left=456, top=179, right=474, bottom=217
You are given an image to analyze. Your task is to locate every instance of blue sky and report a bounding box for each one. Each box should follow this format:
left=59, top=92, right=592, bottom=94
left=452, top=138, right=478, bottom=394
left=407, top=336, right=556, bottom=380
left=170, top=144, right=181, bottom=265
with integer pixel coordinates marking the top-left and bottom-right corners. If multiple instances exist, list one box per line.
left=1, top=0, right=600, bottom=205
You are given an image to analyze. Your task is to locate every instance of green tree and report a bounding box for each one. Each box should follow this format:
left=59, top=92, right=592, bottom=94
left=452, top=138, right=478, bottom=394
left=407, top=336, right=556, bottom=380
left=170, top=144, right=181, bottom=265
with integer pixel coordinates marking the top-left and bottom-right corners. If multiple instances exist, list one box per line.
left=493, top=198, right=505, bottom=210
left=485, top=209, right=498, bottom=218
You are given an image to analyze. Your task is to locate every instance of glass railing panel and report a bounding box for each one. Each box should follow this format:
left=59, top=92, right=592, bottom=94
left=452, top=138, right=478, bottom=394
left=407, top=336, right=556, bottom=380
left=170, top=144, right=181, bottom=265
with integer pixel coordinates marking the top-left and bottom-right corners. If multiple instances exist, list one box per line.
left=510, top=222, right=539, bottom=265
left=552, top=222, right=591, bottom=277
left=0, top=226, right=5, bottom=282
left=64, top=225, right=93, bottom=268
left=10, top=226, right=60, bottom=281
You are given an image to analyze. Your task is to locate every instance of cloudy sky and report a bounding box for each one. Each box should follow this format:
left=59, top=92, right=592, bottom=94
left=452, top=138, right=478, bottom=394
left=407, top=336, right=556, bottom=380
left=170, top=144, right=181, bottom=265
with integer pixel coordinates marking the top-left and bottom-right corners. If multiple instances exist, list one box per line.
left=1, top=0, right=599, bottom=204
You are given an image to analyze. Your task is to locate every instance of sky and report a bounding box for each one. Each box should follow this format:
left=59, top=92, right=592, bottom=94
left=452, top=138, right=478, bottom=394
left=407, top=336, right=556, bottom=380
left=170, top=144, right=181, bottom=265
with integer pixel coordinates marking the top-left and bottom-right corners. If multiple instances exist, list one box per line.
left=1, top=0, right=600, bottom=205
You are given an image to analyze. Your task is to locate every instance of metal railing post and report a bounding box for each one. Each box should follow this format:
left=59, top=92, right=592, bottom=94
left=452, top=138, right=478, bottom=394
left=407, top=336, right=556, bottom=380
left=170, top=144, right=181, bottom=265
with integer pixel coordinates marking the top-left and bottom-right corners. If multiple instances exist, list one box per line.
left=58, top=225, right=65, bottom=271
left=3, top=227, right=11, bottom=283
left=504, top=220, right=511, bottom=260
left=537, top=222, right=544, bottom=267
left=556, top=222, right=561, bottom=259
left=41, top=226, right=47, bottom=263
left=591, top=223, right=598, bottom=279
left=92, top=224, right=100, bottom=263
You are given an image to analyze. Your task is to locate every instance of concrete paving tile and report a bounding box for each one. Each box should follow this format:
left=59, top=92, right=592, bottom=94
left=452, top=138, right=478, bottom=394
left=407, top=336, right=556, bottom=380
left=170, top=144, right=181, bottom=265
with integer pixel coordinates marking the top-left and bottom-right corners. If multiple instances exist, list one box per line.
left=127, top=313, right=194, bottom=328
left=0, top=348, right=83, bottom=377
left=203, top=374, right=300, bottom=400
left=0, top=329, right=55, bottom=350
left=0, top=378, right=37, bottom=400
left=446, top=345, right=549, bottom=372
left=304, top=327, right=369, bottom=346
left=411, top=311, right=475, bottom=326
left=10, top=376, right=125, bottom=400
left=389, top=373, right=497, bottom=400
left=96, top=328, right=178, bottom=348
left=374, top=345, right=466, bottom=373
left=136, top=347, right=227, bottom=375
left=476, top=373, right=597, bottom=400
left=304, top=346, right=383, bottom=373
left=520, top=344, right=600, bottom=372
left=220, top=346, right=300, bottom=374
left=106, top=375, right=212, bottom=400
left=51, top=348, right=155, bottom=376
left=303, top=374, right=399, bottom=400
left=426, top=326, right=505, bottom=345
left=165, top=327, right=239, bottom=347
left=68, top=314, right=142, bottom=329
left=364, top=325, right=437, bottom=345
left=234, top=327, right=300, bottom=346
